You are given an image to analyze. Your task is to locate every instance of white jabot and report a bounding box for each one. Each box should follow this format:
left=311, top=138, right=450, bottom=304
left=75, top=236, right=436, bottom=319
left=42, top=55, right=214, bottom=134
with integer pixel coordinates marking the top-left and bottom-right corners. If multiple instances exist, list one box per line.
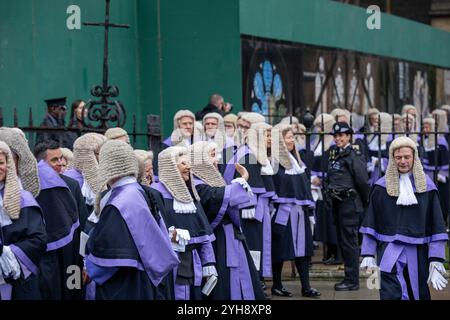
left=0, top=182, right=12, bottom=227
left=424, top=137, right=435, bottom=152
left=313, top=141, right=323, bottom=157
left=81, top=177, right=96, bottom=206
left=17, top=178, right=24, bottom=191
left=285, top=153, right=305, bottom=175
left=183, top=137, right=192, bottom=146
left=396, top=173, right=418, bottom=206
left=173, top=199, right=197, bottom=214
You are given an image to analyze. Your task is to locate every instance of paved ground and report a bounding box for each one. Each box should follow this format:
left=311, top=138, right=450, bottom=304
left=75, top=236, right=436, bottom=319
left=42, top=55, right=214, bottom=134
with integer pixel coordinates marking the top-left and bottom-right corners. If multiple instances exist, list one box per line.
left=265, top=246, right=450, bottom=300
left=267, top=279, right=450, bottom=300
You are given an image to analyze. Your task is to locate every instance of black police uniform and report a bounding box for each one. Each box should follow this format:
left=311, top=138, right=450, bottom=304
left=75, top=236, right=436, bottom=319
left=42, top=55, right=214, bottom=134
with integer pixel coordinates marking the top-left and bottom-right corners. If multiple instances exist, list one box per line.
left=326, top=123, right=369, bottom=290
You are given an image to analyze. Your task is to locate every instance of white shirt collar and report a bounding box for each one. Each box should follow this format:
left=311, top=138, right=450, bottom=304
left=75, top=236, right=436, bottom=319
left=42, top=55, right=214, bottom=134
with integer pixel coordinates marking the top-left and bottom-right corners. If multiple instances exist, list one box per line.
left=285, top=153, right=305, bottom=175
left=110, top=176, right=137, bottom=190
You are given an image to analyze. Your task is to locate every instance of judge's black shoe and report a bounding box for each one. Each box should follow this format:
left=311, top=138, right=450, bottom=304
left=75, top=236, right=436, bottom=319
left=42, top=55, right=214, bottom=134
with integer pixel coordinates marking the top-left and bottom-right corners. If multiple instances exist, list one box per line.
left=324, top=257, right=343, bottom=265
left=271, top=287, right=293, bottom=297
left=302, top=288, right=321, bottom=298
left=334, top=282, right=359, bottom=291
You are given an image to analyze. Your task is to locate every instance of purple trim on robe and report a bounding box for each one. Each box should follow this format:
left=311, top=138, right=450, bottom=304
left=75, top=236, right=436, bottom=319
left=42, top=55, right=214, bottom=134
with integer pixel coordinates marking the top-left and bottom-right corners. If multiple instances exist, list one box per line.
left=150, top=182, right=173, bottom=200
left=250, top=187, right=267, bottom=195
left=211, top=183, right=232, bottom=230
left=274, top=204, right=306, bottom=257
left=311, top=171, right=327, bottom=178
left=188, top=234, right=214, bottom=245
left=108, top=183, right=180, bottom=286
left=10, top=244, right=38, bottom=277
left=87, top=254, right=145, bottom=271
left=291, top=205, right=305, bottom=257
left=38, top=160, right=69, bottom=191
left=20, top=190, right=40, bottom=209
left=361, top=234, right=377, bottom=257
left=0, top=284, right=12, bottom=300
left=85, top=281, right=96, bottom=300
left=193, top=250, right=202, bottom=286
left=273, top=197, right=315, bottom=209
left=225, top=136, right=236, bottom=149
left=438, top=136, right=449, bottom=150
left=173, top=265, right=189, bottom=300
left=374, top=175, right=438, bottom=192
left=223, top=223, right=255, bottom=300
left=368, top=159, right=388, bottom=186
left=423, top=164, right=449, bottom=171
left=255, top=196, right=272, bottom=277
left=173, top=248, right=204, bottom=300
left=163, top=136, right=173, bottom=147
left=423, top=135, right=450, bottom=151
left=63, top=169, right=84, bottom=189
left=359, top=226, right=449, bottom=244
left=192, top=177, right=206, bottom=186
left=46, top=219, right=80, bottom=251
left=238, top=193, right=257, bottom=209
left=198, top=240, right=216, bottom=266
left=85, top=259, right=119, bottom=285
left=223, top=145, right=250, bottom=184
left=428, top=241, right=447, bottom=260
left=379, top=243, right=419, bottom=300
left=274, top=203, right=291, bottom=226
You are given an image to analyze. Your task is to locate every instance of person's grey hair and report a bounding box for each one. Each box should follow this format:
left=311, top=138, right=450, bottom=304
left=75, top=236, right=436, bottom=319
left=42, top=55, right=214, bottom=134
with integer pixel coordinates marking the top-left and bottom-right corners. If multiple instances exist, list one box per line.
left=209, top=94, right=224, bottom=107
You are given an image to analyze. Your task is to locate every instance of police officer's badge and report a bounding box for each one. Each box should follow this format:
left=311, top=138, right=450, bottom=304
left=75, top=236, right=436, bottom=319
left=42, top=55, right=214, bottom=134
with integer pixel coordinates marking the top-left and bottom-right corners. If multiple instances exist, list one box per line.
left=334, top=124, right=340, bottom=132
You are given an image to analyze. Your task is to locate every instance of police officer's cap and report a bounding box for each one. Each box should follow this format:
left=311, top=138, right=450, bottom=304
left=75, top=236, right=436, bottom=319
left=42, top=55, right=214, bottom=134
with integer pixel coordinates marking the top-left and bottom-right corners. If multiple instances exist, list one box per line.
left=331, top=122, right=353, bottom=135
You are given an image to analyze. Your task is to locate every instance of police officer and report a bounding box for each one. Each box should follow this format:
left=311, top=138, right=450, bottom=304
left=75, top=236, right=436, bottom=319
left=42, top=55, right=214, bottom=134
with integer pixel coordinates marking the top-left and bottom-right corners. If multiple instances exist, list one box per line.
left=326, top=122, right=369, bottom=291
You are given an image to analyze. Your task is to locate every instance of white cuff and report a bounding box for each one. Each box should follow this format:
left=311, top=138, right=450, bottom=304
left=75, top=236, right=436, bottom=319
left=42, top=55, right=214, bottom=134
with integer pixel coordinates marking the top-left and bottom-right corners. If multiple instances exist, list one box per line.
left=360, top=257, right=377, bottom=271
left=231, top=178, right=254, bottom=197
left=437, top=174, right=447, bottom=183
left=241, top=208, right=256, bottom=219
left=428, top=262, right=448, bottom=290
left=0, top=246, right=21, bottom=280
left=202, top=265, right=218, bottom=277
left=175, top=228, right=191, bottom=246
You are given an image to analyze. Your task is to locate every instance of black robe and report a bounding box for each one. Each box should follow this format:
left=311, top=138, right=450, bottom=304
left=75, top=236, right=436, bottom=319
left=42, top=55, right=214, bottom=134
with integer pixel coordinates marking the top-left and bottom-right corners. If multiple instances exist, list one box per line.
left=271, top=161, right=315, bottom=262
left=360, top=175, right=448, bottom=300
left=62, top=169, right=93, bottom=230
left=139, top=184, right=177, bottom=299
left=194, top=178, right=266, bottom=300
left=151, top=182, right=215, bottom=300
left=85, top=181, right=179, bottom=300
left=36, top=161, right=82, bottom=300
left=420, top=136, right=450, bottom=222
left=0, top=191, right=47, bottom=300
left=310, top=147, right=338, bottom=245
left=222, top=145, right=273, bottom=277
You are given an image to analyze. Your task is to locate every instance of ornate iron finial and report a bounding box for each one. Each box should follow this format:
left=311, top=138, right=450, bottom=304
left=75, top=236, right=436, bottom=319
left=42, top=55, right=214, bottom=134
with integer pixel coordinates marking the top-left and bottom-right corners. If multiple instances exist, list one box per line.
left=302, top=107, right=315, bottom=130
left=82, top=0, right=130, bottom=129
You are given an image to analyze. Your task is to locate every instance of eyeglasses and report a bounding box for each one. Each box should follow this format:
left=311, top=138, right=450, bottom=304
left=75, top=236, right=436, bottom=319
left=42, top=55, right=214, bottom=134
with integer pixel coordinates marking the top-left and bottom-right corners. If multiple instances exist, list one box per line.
left=237, top=124, right=251, bottom=130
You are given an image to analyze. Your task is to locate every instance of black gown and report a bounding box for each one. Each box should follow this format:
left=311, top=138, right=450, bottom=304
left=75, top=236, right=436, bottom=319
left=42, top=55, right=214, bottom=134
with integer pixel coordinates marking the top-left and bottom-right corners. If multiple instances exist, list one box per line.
left=151, top=181, right=216, bottom=300
left=360, top=176, right=448, bottom=300
left=36, top=161, right=82, bottom=300
left=0, top=190, right=47, bottom=300
left=194, top=178, right=266, bottom=300
left=85, top=182, right=179, bottom=300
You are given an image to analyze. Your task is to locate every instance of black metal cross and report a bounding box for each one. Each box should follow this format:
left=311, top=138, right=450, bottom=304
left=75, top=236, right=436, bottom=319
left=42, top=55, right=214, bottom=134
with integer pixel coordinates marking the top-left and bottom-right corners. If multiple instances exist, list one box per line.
left=82, top=0, right=130, bottom=129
